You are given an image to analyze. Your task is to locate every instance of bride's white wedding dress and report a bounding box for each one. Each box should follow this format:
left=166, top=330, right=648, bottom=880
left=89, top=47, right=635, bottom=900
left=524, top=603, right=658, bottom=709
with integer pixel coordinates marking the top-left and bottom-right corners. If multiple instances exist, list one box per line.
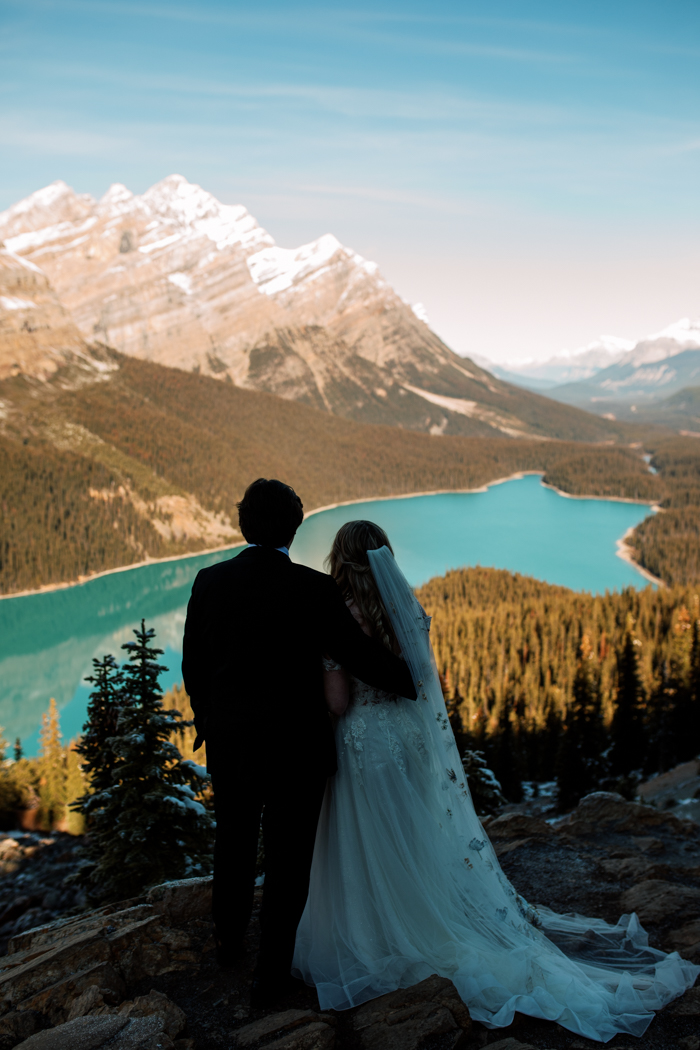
left=292, top=547, right=699, bottom=1042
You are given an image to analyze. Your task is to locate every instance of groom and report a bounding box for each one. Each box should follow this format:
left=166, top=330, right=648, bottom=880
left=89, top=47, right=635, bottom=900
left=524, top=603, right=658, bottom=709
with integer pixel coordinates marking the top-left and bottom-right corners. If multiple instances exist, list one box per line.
left=182, top=478, right=416, bottom=1006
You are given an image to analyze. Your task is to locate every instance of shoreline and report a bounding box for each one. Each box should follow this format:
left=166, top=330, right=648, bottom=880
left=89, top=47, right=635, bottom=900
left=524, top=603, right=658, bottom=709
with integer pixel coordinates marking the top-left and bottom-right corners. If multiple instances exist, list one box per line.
left=615, top=525, right=665, bottom=588
left=0, top=471, right=659, bottom=601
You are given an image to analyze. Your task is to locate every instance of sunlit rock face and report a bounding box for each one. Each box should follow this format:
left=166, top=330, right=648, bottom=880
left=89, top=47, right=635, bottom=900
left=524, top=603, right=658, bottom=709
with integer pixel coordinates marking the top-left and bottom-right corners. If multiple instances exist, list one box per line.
left=0, top=176, right=514, bottom=433
left=1, top=176, right=621, bottom=441
left=0, top=248, right=90, bottom=382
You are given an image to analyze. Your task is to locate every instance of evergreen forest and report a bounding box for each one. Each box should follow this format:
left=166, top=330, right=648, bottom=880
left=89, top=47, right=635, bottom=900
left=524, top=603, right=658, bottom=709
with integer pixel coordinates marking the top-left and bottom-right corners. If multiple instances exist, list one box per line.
left=418, top=567, right=700, bottom=805
left=2, top=348, right=698, bottom=594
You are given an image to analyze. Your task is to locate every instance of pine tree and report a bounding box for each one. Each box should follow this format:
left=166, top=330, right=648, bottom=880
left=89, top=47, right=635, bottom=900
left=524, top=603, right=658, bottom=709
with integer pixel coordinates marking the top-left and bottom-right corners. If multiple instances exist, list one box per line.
left=461, top=750, right=506, bottom=816
left=609, top=622, right=646, bottom=776
left=73, top=654, right=124, bottom=811
left=488, top=693, right=523, bottom=803
left=556, top=635, right=608, bottom=811
left=669, top=607, right=698, bottom=763
left=37, top=699, right=66, bottom=831
left=79, top=621, right=214, bottom=901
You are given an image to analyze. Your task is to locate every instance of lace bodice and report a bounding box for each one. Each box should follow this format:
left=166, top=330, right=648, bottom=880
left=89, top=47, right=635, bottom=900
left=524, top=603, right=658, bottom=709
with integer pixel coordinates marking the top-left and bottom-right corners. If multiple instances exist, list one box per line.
left=348, top=674, right=397, bottom=708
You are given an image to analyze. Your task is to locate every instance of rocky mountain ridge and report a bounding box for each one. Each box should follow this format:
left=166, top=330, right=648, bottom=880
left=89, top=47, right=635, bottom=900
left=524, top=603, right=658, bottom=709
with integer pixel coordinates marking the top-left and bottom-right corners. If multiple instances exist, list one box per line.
left=0, top=177, right=620, bottom=442
left=544, top=318, right=700, bottom=412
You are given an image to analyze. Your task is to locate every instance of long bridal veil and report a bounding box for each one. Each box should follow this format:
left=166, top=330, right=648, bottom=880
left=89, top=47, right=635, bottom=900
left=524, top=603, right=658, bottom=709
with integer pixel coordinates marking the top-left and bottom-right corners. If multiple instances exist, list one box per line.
left=354, top=545, right=698, bottom=1038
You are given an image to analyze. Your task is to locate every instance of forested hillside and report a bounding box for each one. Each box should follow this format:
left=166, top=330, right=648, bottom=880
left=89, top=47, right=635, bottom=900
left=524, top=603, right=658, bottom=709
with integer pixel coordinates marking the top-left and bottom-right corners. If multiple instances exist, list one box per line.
left=418, top=567, right=700, bottom=790
left=0, top=351, right=666, bottom=595
left=626, top=435, right=700, bottom=586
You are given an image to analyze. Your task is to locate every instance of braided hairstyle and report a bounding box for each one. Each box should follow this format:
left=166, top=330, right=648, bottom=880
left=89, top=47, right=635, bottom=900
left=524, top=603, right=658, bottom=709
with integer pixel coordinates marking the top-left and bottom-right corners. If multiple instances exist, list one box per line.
left=327, top=520, right=398, bottom=653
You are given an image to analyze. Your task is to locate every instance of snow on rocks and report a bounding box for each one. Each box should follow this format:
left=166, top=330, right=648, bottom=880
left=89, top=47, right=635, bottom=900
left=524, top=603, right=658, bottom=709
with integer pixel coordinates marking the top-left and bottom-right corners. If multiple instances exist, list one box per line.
left=247, top=235, right=345, bottom=297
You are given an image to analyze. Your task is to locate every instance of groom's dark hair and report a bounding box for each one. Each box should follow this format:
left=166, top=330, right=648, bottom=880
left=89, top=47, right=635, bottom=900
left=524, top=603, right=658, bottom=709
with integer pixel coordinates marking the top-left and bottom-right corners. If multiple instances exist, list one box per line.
left=237, top=478, right=304, bottom=547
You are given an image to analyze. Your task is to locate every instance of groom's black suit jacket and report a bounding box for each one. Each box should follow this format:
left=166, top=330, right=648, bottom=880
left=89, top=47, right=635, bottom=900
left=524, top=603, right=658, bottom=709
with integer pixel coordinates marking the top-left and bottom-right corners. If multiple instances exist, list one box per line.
left=182, top=545, right=416, bottom=777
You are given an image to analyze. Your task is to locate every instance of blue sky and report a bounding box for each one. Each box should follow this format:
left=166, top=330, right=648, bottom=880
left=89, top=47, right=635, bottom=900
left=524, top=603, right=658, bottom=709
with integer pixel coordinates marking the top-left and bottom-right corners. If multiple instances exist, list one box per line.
left=1, top=0, right=699, bottom=361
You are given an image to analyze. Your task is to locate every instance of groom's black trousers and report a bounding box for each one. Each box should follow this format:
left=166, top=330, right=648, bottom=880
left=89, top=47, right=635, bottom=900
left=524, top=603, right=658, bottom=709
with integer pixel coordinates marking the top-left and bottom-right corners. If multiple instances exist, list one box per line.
left=211, top=762, right=327, bottom=980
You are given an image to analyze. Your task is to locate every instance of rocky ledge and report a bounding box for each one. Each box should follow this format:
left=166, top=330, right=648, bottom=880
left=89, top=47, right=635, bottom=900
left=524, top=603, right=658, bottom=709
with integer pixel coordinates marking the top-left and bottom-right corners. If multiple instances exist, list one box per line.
left=0, top=793, right=697, bottom=1050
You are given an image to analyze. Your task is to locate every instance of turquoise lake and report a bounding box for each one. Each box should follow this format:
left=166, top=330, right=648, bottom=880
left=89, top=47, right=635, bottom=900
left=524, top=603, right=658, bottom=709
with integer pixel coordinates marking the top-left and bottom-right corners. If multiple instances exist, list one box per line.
left=0, top=474, right=653, bottom=754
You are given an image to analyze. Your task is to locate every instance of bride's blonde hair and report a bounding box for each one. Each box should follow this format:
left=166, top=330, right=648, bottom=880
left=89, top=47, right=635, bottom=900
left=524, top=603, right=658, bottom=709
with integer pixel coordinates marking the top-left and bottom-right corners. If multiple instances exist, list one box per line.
left=327, top=520, right=397, bottom=652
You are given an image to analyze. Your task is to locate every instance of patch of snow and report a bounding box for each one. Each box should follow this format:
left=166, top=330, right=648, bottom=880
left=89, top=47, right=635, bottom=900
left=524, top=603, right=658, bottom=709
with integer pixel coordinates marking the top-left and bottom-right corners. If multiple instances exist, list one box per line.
left=136, top=174, right=271, bottom=252
left=0, top=295, right=36, bottom=310
left=648, top=316, right=700, bottom=345
left=0, top=180, right=79, bottom=229
left=412, top=302, right=430, bottom=324
left=0, top=248, right=44, bottom=274
left=138, top=232, right=182, bottom=254
left=166, top=794, right=207, bottom=817
left=181, top=760, right=208, bottom=779
left=247, top=233, right=344, bottom=296
left=5, top=216, right=97, bottom=254
left=168, top=271, right=193, bottom=294
left=33, top=233, right=89, bottom=256
left=403, top=384, right=478, bottom=417
left=100, top=183, right=133, bottom=205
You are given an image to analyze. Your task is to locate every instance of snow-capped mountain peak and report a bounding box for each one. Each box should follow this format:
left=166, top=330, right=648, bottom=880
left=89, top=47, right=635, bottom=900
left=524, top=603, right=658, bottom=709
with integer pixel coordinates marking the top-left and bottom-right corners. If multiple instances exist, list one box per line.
left=621, top=317, right=700, bottom=368
left=97, top=183, right=134, bottom=213
left=0, top=180, right=94, bottom=239
left=248, top=233, right=345, bottom=296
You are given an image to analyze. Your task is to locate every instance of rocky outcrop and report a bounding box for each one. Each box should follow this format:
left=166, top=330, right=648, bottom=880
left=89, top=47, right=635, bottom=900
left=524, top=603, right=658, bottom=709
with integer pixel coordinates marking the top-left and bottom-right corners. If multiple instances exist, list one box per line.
left=0, top=877, right=211, bottom=1043
left=0, top=795, right=698, bottom=1049
left=234, top=1008, right=336, bottom=1050
left=0, top=249, right=96, bottom=382
left=0, top=835, right=86, bottom=955
left=350, top=976, right=471, bottom=1050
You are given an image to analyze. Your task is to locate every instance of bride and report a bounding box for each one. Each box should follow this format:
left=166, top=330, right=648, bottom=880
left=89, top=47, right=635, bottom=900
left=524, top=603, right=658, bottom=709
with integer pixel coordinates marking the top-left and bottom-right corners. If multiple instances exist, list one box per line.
left=293, top=520, right=699, bottom=1042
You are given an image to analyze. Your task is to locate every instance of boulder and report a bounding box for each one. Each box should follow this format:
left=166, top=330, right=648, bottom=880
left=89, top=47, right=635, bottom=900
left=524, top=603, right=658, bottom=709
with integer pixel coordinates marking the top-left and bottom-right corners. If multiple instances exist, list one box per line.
left=7, top=904, right=153, bottom=957
left=555, top=792, right=696, bottom=837
left=15, top=961, right=125, bottom=1026
left=666, top=918, right=700, bottom=962
left=234, top=1010, right=335, bottom=1049
left=0, top=929, right=112, bottom=1013
left=15, top=1016, right=129, bottom=1049
left=486, top=814, right=553, bottom=839
left=351, top=975, right=471, bottom=1050
left=620, top=880, right=700, bottom=925
left=14, top=1015, right=174, bottom=1049
left=117, top=990, right=186, bottom=1038
left=146, top=878, right=212, bottom=924
left=600, top=857, right=668, bottom=881
left=263, top=1023, right=335, bottom=1050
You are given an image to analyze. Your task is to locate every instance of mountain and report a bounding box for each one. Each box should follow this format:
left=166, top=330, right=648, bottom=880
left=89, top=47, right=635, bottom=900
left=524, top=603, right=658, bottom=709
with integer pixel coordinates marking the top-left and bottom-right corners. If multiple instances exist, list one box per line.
left=547, top=319, right=700, bottom=412
left=476, top=336, right=633, bottom=391
left=0, top=175, right=621, bottom=443
left=604, top=386, right=700, bottom=432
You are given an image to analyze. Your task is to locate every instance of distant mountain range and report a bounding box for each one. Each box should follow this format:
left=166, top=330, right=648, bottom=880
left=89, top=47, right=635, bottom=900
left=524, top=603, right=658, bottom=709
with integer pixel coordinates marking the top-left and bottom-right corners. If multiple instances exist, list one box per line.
left=0, top=175, right=620, bottom=443
left=480, top=319, right=700, bottom=424
left=476, top=336, right=634, bottom=391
